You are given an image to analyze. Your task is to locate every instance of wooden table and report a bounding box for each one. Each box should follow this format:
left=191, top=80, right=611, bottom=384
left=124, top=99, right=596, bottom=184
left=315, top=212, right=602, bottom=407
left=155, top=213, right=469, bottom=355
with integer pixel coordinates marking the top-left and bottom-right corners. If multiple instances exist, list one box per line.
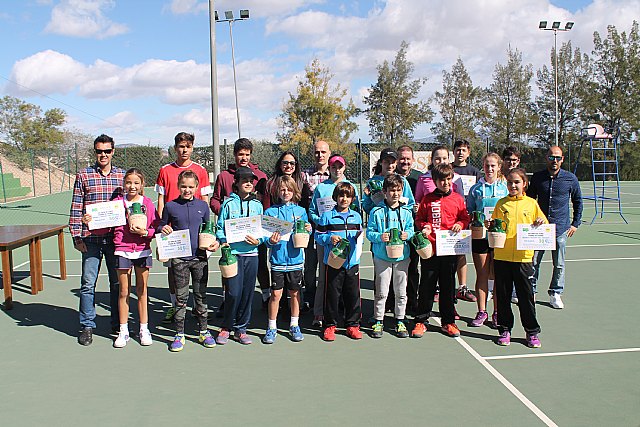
left=0, top=225, right=68, bottom=310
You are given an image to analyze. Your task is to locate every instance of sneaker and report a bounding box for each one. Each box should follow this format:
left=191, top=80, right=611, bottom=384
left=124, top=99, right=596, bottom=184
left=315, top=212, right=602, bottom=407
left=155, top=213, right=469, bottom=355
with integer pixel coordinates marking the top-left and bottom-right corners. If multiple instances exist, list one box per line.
left=114, top=331, right=129, bottom=348
left=235, top=332, right=252, bottom=345
left=346, top=325, right=363, bottom=340
left=456, top=285, right=477, bottom=302
left=454, top=308, right=461, bottom=321
left=216, top=328, right=230, bottom=345
left=169, top=334, right=185, bottom=352
left=198, top=330, right=216, bottom=348
left=395, top=321, right=409, bottom=338
left=263, top=328, right=277, bottom=344
left=412, top=322, right=427, bottom=338
left=491, top=311, right=498, bottom=329
left=497, top=331, right=511, bottom=346
left=78, top=327, right=93, bottom=346
left=550, top=293, right=564, bottom=309
left=139, top=329, right=153, bottom=346
left=163, top=306, right=177, bottom=323
left=323, top=325, right=336, bottom=341
left=312, top=316, right=323, bottom=328
left=469, top=311, right=488, bottom=327
left=289, top=325, right=304, bottom=342
left=371, top=321, right=383, bottom=339
left=441, top=323, right=460, bottom=337
left=526, top=333, right=541, bottom=348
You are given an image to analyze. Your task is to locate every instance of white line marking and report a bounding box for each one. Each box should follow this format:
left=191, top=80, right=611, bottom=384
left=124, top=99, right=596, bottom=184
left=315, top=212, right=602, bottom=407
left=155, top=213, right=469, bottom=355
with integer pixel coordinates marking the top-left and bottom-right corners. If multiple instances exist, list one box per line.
left=430, top=317, right=557, bottom=426
left=567, top=243, right=640, bottom=248
left=563, top=257, right=640, bottom=262
left=484, top=348, right=640, bottom=360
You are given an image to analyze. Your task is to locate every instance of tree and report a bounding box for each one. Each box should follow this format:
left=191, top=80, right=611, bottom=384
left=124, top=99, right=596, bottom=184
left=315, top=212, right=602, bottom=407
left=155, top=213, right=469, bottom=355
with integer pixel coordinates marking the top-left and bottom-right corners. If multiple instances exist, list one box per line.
left=432, top=57, right=484, bottom=146
left=483, top=47, right=537, bottom=151
left=589, top=21, right=640, bottom=140
left=277, top=59, right=359, bottom=158
left=364, top=41, right=432, bottom=145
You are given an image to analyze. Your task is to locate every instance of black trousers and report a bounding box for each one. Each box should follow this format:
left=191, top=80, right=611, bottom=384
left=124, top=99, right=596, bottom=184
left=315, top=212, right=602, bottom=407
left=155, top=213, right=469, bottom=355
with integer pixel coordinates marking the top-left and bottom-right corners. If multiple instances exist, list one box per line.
left=257, top=244, right=270, bottom=290
left=494, top=260, right=540, bottom=335
left=417, top=255, right=457, bottom=325
left=324, top=265, right=361, bottom=327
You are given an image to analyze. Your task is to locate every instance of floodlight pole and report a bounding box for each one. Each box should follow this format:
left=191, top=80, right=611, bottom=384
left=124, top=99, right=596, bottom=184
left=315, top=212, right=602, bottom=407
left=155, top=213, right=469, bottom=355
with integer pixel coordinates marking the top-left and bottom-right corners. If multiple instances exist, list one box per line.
left=208, top=0, right=221, bottom=180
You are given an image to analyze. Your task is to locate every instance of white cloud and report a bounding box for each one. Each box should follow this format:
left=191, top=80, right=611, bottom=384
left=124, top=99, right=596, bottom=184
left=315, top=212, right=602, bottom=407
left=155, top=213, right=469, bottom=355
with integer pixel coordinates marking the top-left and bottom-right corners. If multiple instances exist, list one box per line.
left=44, top=0, right=129, bottom=39
left=166, top=0, right=324, bottom=18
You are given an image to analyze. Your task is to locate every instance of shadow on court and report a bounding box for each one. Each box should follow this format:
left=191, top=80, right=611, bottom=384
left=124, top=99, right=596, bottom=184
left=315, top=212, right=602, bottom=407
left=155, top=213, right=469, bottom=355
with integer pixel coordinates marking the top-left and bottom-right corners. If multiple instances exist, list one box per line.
left=598, top=231, right=640, bottom=240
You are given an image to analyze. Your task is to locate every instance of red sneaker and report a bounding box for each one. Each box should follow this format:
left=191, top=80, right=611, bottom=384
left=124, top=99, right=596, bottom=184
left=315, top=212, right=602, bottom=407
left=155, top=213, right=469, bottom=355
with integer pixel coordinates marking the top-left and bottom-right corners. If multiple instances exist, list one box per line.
left=323, top=326, right=336, bottom=341
left=411, top=322, right=427, bottom=338
left=346, top=325, right=363, bottom=340
left=441, top=323, right=460, bottom=337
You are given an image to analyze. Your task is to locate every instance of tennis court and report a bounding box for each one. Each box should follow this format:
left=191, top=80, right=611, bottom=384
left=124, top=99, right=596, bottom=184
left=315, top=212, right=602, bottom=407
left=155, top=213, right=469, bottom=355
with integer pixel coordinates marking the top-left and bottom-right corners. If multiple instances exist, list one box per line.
left=1, top=183, right=639, bottom=426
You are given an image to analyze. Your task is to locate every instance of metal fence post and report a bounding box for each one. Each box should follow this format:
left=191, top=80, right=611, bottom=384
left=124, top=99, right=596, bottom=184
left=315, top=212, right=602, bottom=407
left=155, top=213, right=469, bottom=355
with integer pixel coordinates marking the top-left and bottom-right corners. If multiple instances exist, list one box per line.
left=31, top=150, right=36, bottom=196
left=357, top=138, right=364, bottom=197
left=48, top=153, right=52, bottom=194
left=0, top=156, right=6, bottom=203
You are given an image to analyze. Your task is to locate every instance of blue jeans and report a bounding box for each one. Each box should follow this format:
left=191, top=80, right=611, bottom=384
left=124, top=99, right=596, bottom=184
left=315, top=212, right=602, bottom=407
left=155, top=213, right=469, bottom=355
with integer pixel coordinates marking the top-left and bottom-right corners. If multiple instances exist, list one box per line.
left=532, top=230, right=567, bottom=295
left=222, top=255, right=258, bottom=334
left=79, top=239, right=119, bottom=329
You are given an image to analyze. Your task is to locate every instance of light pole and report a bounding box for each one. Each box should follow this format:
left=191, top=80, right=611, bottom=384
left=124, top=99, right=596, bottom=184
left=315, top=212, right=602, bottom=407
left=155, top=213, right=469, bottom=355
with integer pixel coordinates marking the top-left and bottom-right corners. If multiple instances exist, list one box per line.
left=215, top=9, right=249, bottom=139
left=539, top=20, right=574, bottom=147
left=208, top=0, right=221, bottom=180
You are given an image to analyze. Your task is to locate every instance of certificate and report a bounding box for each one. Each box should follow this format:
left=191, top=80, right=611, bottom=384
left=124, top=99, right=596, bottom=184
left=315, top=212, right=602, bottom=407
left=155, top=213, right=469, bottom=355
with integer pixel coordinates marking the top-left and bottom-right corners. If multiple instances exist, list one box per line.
left=459, top=175, right=477, bottom=196
left=435, top=230, right=472, bottom=255
left=156, top=231, right=192, bottom=259
left=517, top=224, right=556, bottom=251
left=483, top=206, right=495, bottom=221
left=224, top=215, right=262, bottom=244
left=316, top=196, right=336, bottom=216
left=261, top=215, right=293, bottom=241
left=87, top=200, right=126, bottom=230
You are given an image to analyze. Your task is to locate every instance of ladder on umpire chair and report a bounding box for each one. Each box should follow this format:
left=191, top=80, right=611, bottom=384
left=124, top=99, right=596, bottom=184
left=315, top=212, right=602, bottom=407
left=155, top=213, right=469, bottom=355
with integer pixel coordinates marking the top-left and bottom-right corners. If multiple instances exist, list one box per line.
left=574, top=124, right=627, bottom=224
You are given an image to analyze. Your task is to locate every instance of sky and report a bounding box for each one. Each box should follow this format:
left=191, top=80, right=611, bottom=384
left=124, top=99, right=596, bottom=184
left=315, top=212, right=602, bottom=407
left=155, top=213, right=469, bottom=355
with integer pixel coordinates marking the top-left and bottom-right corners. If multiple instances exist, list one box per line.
left=1, top=0, right=639, bottom=148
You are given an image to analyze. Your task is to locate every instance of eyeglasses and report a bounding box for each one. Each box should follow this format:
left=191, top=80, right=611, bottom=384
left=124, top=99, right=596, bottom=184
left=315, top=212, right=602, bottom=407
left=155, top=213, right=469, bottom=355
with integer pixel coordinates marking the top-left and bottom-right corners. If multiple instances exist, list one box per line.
left=95, top=149, right=113, bottom=155
left=281, top=160, right=296, bottom=166
left=504, top=157, right=519, bottom=162
left=548, top=155, right=563, bottom=161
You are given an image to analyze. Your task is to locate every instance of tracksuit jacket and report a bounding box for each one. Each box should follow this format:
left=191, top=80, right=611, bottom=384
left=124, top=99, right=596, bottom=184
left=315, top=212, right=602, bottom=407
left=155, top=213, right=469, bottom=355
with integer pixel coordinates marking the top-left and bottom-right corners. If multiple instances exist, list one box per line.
left=216, top=192, right=267, bottom=255
left=113, top=195, right=160, bottom=253
left=264, top=202, right=309, bottom=272
left=366, top=202, right=415, bottom=262
left=309, top=179, right=360, bottom=225
left=466, top=178, right=509, bottom=239
left=157, top=197, right=210, bottom=260
left=314, top=208, right=363, bottom=270
left=416, top=189, right=470, bottom=255
left=362, top=174, right=415, bottom=214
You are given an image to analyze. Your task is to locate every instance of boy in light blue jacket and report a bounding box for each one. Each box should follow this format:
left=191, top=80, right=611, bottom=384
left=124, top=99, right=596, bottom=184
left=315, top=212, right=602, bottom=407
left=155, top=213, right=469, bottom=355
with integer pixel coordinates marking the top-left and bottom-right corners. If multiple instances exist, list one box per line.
left=366, top=174, right=415, bottom=338
left=215, top=166, right=267, bottom=345
left=262, top=176, right=311, bottom=344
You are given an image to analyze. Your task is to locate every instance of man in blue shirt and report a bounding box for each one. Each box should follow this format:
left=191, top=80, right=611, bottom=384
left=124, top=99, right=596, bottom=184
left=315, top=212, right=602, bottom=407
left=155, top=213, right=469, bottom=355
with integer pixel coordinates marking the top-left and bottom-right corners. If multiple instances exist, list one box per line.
left=527, top=146, right=583, bottom=309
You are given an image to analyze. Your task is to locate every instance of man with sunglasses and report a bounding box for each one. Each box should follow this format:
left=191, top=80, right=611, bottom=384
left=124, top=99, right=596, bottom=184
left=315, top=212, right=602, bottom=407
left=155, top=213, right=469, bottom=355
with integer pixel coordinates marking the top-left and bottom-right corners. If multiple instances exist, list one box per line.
left=527, top=146, right=583, bottom=309
left=69, top=134, right=125, bottom=345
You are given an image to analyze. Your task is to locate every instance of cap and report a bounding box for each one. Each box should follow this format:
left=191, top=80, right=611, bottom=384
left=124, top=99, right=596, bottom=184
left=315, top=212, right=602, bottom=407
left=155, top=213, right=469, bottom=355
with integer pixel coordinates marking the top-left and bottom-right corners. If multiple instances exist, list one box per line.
left=234, top=166, right=258, bottom=180
left=380, top=148, right=398, bottom=160
left=328, top=155, right=346, bottom=167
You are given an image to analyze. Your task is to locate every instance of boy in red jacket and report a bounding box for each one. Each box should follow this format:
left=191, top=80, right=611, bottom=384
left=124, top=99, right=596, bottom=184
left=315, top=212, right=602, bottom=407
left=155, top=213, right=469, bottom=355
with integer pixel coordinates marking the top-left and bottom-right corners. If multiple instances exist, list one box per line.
left=413, top=163, right=470, bottom=338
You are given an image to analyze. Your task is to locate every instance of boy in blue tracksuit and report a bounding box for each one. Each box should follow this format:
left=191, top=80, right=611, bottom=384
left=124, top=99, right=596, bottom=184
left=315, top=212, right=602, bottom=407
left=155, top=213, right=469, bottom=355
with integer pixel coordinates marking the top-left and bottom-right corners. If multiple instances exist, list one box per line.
left=315, top=182, right=363, bottom=342
left=215, top=166, right=267, bottom=345
left=366, top=174, right=415, bottom=338
left=362, top=148, right=415, bottom=214
left=262, top=176, right=312, bottom=344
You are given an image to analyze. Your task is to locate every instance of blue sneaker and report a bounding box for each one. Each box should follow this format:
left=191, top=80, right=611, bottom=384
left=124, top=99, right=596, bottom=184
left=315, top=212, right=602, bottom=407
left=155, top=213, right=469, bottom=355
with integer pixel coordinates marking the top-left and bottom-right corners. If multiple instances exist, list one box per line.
left=263, top=328, right=277, bottom=344
left=169, top=334, right=185, bottom=352
left=289, top=325, right=304, bottom=342
left=198, top=330, right=216, bottom=348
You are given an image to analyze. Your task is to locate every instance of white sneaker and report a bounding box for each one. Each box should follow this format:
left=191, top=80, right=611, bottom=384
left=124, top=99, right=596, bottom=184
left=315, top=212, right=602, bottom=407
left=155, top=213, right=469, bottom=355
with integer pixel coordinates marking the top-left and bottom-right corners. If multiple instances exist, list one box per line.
left=114, top=332, right=130, bottom=348
left=139, top=329, right=153, bottom=346
left=550, top=293, right=564, bottom=309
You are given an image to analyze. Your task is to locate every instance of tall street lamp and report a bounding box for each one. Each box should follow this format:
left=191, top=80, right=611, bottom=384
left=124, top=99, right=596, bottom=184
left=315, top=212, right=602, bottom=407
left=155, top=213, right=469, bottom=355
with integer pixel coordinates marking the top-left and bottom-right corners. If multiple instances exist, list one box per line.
left=539, top=20, right=574, bottom=147
left=216, top=9, right=250, bottom=139
left=208, top=0, right=221, bottom=180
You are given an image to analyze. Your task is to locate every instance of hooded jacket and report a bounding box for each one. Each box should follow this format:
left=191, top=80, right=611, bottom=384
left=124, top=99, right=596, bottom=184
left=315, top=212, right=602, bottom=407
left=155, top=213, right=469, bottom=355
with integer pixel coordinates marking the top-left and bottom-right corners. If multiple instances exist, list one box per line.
left=264, top=202, right=309, bottom=271
left=362, top=174, right=415, bottom=214
left=416, top=189, right=470, bottom=255
left=309, top=178, right=360, bottom=225
left=366, top=202, right=415, bottom=262
left=466, top=178, right=509, bottom=239
left=210, top=162, right=268, bottom=215
left=216, top=192, right=266, bottom=255
left=315, top=208, right=363, bottom=270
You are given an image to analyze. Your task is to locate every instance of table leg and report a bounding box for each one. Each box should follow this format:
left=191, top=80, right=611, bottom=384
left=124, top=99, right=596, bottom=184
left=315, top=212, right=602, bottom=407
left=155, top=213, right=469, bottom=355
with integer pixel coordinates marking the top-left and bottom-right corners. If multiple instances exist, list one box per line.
left=29, top=241, right=38, bottom=295
left=35, top=238, right=43, bottom=292
left=2, top=250, right=13, bottom=310
left=58, top=230, right=67, bottom=280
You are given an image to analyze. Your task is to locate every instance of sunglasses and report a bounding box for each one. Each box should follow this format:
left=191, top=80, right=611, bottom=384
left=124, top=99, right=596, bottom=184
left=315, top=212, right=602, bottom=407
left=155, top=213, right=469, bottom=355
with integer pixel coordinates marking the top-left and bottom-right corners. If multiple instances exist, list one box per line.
left=548, top=155, right=563, bottom=161
left=281, top=160, right=296, bottom=166
left=504, top=157, right=520, bottom=162
left=95, top=149, right=113, bottom=155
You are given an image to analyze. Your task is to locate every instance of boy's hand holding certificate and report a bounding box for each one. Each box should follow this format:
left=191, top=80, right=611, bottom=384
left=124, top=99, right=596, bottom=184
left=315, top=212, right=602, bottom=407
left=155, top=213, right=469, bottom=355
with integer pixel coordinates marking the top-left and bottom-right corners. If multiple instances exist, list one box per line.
left=517, top=223, right=556, bottom=250
left=224, top=215, right=262, bottom=244
left=435, top=230, right=472, bottom=255
left=87, top=200, right=126, bottom=230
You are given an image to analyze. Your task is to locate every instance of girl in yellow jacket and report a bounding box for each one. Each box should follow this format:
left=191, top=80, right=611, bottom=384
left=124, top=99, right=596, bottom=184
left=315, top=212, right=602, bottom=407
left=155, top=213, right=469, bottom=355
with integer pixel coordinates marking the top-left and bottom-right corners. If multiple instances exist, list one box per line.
left=491, top=168, right=547, bottom=348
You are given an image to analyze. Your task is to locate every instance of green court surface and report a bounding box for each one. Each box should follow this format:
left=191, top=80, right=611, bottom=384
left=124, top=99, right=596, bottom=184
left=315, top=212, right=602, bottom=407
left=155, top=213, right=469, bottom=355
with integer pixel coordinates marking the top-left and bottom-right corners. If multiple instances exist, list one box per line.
left=1, top=184, right=639, bottom=426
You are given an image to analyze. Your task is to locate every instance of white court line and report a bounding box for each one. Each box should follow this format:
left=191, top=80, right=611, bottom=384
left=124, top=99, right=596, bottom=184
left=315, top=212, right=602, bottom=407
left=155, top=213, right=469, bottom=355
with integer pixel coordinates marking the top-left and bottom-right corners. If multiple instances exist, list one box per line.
left=567, top=243, right=640, bottom=248
left=430, top=317, right=557, bottom=427
left=484, top=347, right=640, bottom=361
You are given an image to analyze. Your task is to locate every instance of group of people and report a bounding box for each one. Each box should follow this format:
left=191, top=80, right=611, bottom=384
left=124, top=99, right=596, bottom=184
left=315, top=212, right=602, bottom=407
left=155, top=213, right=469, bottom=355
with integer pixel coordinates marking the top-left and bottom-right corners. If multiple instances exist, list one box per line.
left=69, top=133, right=582, bottom=351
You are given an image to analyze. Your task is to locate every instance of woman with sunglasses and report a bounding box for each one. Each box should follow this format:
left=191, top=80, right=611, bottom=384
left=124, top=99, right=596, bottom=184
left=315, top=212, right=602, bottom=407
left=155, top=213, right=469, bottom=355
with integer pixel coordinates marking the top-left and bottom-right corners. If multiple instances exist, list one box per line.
left=265, top=151, right=311, bottom=209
